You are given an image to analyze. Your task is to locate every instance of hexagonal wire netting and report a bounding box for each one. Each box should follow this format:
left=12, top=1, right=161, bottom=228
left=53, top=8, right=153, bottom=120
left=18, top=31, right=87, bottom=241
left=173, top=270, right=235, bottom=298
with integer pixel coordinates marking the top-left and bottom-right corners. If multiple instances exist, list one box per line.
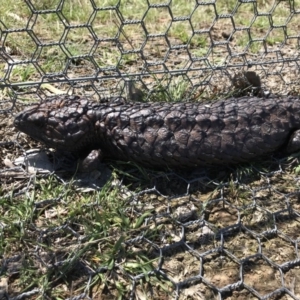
left=1, top=0, right=300, bottom=299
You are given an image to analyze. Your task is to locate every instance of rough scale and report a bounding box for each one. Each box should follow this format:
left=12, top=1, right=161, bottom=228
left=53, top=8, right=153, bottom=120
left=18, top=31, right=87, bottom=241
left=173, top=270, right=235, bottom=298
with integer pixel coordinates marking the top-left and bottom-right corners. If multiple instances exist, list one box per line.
left=14, top=95, right=300, bottom=168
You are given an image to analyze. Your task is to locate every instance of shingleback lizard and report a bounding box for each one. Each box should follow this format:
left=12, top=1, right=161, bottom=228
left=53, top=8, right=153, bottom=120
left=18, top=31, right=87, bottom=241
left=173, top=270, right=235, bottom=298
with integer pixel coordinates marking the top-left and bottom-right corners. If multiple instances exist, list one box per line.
left=14, top=95, right=300, bottom=168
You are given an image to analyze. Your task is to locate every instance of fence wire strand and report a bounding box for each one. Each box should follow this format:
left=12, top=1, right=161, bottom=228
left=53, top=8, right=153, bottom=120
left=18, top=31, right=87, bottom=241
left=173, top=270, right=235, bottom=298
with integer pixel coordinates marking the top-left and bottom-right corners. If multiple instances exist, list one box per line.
left=1, top=0, right=300, bottom=299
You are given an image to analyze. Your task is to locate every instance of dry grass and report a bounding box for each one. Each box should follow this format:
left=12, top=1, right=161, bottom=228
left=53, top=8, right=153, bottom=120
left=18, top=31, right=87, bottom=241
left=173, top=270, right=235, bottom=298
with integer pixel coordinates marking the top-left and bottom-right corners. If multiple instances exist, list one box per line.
left=1, top=0, right=300, bottom=299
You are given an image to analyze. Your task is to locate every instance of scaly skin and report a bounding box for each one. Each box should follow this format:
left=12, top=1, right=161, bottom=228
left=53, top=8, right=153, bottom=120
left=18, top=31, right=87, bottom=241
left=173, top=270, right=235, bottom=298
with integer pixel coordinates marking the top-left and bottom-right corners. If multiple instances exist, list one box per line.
left=14, top=95, right=300, bottom=168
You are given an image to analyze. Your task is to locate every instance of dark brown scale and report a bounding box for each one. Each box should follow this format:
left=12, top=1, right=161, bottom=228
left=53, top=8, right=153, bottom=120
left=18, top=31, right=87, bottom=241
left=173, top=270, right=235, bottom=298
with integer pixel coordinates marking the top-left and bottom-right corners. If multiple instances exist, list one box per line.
left=14, top=95, right=300, bottom=168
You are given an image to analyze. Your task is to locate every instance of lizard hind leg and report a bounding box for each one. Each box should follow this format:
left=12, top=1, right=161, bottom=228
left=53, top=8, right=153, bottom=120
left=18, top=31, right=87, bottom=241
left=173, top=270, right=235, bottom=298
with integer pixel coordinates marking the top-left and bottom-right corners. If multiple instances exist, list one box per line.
left=286, top=129, right=300, bottom=154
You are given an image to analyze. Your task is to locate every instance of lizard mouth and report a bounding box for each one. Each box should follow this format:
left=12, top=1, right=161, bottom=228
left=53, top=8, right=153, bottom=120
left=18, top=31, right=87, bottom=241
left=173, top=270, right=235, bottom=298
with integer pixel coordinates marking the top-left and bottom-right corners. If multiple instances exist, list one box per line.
left=14, top=109, right=48, bottom=144
left=15, top=111, right=35, bottom=134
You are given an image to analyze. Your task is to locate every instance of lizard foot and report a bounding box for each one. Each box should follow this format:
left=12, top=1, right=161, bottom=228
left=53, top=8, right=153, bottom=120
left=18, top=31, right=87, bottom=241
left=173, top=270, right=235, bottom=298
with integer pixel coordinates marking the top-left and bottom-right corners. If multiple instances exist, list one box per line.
left=286, top=129, right=300, bottom=154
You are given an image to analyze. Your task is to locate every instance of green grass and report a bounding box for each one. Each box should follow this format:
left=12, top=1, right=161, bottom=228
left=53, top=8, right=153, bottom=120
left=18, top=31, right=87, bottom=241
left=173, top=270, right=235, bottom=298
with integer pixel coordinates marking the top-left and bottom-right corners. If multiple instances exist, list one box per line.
left=1, top=0, right=299, bottom=84
left=0, top=169, right=178, bottom=298
left=2, top=0, right=300, bottom=299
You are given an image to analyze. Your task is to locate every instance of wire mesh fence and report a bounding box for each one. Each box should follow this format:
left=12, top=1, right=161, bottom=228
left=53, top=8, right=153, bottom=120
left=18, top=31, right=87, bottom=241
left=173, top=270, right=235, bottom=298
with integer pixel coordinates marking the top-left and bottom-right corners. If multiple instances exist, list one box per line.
left=1, top=0, right=300, bottom=102
left=1, top=0, right=300, bottom=299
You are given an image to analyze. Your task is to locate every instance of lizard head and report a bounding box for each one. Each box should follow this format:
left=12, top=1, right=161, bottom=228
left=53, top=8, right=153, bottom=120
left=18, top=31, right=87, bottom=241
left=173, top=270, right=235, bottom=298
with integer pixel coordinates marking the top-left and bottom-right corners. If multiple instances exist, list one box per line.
left=14, top=96, right=95, bottom=153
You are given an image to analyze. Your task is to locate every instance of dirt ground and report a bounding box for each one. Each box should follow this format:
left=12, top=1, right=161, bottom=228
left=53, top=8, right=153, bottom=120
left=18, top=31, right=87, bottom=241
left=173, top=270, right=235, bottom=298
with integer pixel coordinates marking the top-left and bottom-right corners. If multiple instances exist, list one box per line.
left=2, top=1, right=300, bottom=299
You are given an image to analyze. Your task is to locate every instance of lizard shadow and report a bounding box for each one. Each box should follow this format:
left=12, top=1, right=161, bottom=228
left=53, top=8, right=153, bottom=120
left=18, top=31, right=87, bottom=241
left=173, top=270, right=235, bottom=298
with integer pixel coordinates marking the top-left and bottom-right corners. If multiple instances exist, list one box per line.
left=109, top=152, right=298, bottom=195
left=46, top=149, right=300, bottom=195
